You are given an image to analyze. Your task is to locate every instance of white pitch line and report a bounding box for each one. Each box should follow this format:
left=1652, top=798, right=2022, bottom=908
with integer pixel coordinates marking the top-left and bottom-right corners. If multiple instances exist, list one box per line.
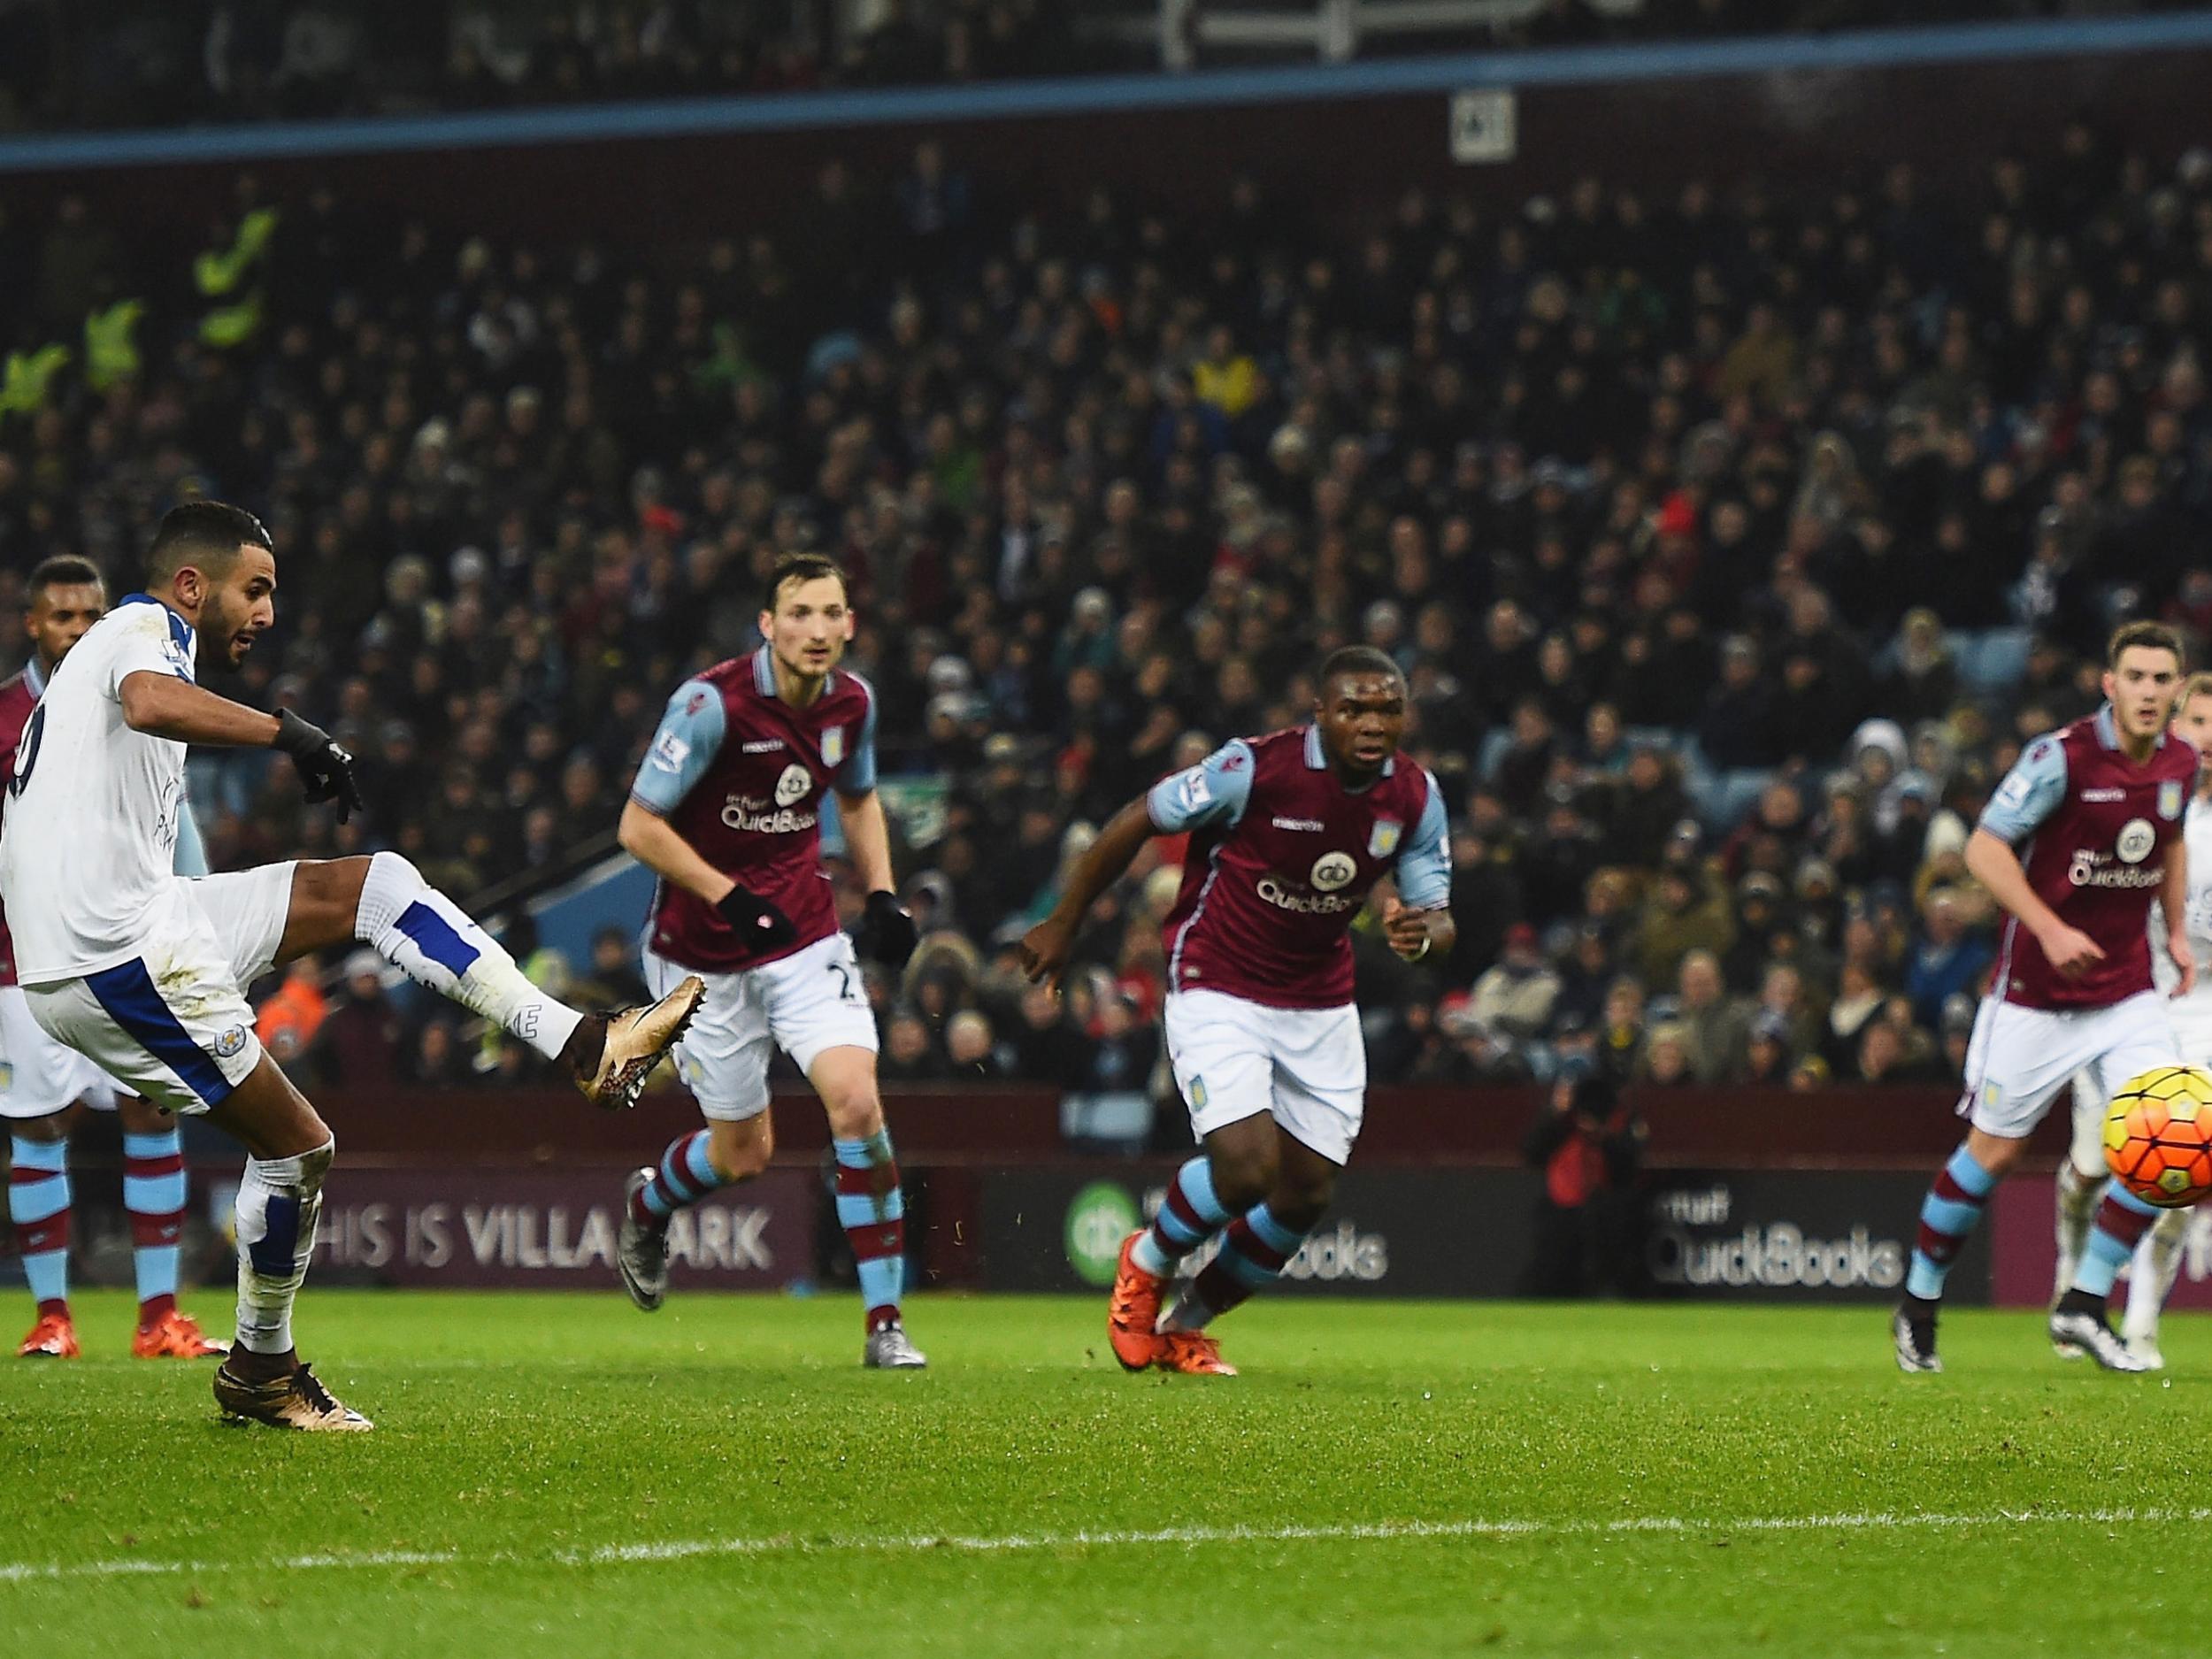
left=5, top=1506, right=2209, bottom=1586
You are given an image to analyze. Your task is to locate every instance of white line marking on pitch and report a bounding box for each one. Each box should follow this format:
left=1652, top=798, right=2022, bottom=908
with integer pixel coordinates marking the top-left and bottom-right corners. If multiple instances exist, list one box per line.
left=4, top=1506, right=2208, bottom=1586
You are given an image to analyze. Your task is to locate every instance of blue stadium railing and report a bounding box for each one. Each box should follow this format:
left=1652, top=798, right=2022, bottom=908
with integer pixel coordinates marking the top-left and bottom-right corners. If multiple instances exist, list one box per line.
left=5, top=10, right=2212, bottom=173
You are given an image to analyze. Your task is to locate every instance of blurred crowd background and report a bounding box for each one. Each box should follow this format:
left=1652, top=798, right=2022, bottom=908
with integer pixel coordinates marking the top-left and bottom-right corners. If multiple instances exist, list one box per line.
left=3, top=10, right=2210, bottom=1133
left=0, top=2, right=2183, bottom=132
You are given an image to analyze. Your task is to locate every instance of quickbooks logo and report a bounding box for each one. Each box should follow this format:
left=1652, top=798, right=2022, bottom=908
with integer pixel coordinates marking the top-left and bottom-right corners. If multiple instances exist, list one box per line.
left=1064, top=1181, right=1141, bottom=1286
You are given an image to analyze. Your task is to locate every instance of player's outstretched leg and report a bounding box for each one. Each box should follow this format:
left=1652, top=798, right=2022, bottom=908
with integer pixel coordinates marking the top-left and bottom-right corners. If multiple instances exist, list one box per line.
left=1112, top=1156, right=1234, bottom=1370
left=2051, top=1182, right=2158, bottom=1371
left=294, top=855, right=701, bottom=1108
left=8, top=1117, right=75, bottom=1357
left=618, top=1121, right=769, bottom=1311
left=1896, top=1139, right=2010, bottom=1372
left=119, top=1095, right=225, bottom=1359
left=207, top=1062, right=368, bottom=1430
left=2121, top=1207, right=2191, bottom=1369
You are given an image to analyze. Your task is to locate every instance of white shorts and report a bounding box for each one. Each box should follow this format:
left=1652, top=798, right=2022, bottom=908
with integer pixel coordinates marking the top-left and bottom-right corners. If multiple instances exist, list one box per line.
left=642, top=933, right=878, bottom=1121
left=0, top=984, right=126, bottom=1118
left=1162, top=988, right=1365, bottom=1166
left=1962, top=989, right=2182, bottom=1141
left=20, top=864, right=293, bottom=1118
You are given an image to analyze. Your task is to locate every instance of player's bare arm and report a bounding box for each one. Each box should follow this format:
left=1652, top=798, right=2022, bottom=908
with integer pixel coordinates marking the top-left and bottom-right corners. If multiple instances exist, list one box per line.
left=1018, top=796, right=1157, bottom=987
left=117, top=673, right=361, bottom=823
left=2162, top=834, right=2196, bottom=997
left=1965, top=826, right=2103, bottom=977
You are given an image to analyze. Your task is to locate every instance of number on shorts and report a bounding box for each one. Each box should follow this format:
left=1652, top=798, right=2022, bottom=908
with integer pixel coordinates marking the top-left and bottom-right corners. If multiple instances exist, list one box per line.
left=9, top=706, right=44, bottom=798
left=829, top=960, right=864, bottom=1006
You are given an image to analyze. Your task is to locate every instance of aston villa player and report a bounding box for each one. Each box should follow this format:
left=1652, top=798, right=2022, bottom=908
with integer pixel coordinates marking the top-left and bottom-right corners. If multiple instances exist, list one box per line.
left=1895, top=622, right=2200, bottom=1375
left=1020, top=646, right=1454, bottom=1376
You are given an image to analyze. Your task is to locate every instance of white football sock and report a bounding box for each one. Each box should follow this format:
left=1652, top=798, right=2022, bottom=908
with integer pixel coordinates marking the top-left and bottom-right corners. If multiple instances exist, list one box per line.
left=356, top=851, right=581, bottom=1062
left=2123, top=1206, right=2190, bottom=1342
left=2053, top=1157, right=2101, bottom=1306
left=234, top=1138, right=334, bottom=1356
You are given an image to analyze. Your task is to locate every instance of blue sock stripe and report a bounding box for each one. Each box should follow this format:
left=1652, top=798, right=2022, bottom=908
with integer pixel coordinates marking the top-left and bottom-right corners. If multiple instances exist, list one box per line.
left=836, top=1190, right=906, bottom=1229
left=2077, top=1229, right=2132, bottom=1298
left=1220, top=1245, right=1282, bottom=1289
left=10, top=1138, right=67, bottom=1174
left=122, top=1132, right=180, bottom=1161
left=134, top=1243, right=180, bottom=1302
left=657, top=1142, right=703, bottom=1203
left=1943, top=1144, right=1998, bottom=1198
left=395, top=900, right=481, bottom=978
left=856, top=1255, right=902, bottom=1310
left=1921, top=1194, right=1982, bottom=1237
left=21, top=1249, right=65, bottom=1303
left=1178, top=1157, right=1229, bottom=1226
left=125, top=1171, right=188, bottom=1213
left=680, top=1133, right=718, bottom=1188
left=1905, top=1252, right=1947, bottom=1300
left=9, top=1172, right=70, bottom=1225
left=1244, top=1203, right=1304, bottom=1256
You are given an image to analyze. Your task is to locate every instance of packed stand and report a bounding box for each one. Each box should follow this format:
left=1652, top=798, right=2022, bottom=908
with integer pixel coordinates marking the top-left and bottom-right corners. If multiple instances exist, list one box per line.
left=3, top=119, right=2212, bottom=1102
left=0, top=3, right=2172, bottom=133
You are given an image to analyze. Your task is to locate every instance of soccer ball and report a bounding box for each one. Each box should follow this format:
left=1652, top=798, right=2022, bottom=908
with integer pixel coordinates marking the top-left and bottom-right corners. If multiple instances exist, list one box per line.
left=2103, top=1065, right=2212, bottom=1208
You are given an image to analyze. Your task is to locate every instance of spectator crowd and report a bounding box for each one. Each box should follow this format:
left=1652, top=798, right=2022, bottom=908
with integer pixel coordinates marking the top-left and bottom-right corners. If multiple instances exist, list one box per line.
left=4, top=102, right=2212, bottom=1119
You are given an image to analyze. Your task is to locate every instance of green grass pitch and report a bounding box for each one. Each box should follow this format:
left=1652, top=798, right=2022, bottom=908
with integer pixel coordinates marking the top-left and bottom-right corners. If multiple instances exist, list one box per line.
left=4, top=1291, right=2209, bottom=1656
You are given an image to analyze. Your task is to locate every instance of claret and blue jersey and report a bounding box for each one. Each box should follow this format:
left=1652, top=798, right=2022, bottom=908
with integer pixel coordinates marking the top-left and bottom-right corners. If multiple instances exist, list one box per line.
left=1147, top=726, right=1451, bottom=1010
left=628, top=645, right=879, bottom=974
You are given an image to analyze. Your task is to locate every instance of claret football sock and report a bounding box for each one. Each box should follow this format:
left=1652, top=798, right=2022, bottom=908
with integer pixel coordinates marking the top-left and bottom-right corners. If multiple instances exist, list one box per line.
left=123, top=1128, right=187, bottom=1326
left=1130, top=1156, right=1231, bottom=1279
left=833, top=1133, right=906, bottom=1333
left=355, top=851, right=582, bottom=1062
left=1906, top=1143, right=1998, bottom=1301
left=2070, top=1182, right=2161, bottom=1300
left=629, top=1130, right=730, bottom=1225
left=8, top=1136, right=71, bottom=1317
left=1164, top=1202, right=1310, bottom=1331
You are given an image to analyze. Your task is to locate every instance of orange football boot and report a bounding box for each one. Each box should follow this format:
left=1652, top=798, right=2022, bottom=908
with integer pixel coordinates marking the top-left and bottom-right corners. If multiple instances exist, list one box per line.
left=1107, top=1231, right=1167, bottom=1371
left=17, top=1311, right=79, bottom=1358
left=133, top=1310, right=230, bottom=1359
left=1156, top=1329, right=1237, bottom=1376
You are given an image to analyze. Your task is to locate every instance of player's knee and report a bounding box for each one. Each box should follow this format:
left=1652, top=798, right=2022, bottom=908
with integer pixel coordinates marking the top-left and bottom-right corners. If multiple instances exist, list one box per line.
left=10, top=1110, right=69, bottom=1144
left=710, top=1120, right=772, bottom=1179
left=1274, top=1170, right=1336, bottom=1227
left=1210, top=1149, right=1276, bottom=1214
left=299, top=1133, right=335, bottom=1194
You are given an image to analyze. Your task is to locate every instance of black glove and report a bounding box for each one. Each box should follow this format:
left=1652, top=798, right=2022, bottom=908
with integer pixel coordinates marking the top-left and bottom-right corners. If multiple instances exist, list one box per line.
left=718, top=883, right=798, bottom=950
left=855, top=888, right=918, bottom=972
left=273, top=708, right=363, bottom=826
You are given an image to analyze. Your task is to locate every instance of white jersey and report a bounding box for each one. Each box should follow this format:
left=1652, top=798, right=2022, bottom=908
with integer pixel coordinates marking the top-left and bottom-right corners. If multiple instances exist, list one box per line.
left=0, top=595, right=197, bottom=985
left=2152, top=794, right=2212, bottom=993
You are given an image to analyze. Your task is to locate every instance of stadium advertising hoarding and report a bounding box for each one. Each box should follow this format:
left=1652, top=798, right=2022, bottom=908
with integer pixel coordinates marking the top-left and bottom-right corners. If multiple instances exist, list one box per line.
left=309, top=1167, right=814, bottom=1290
left=976, top=1166, right=1986, bottom=1303
left=1988, top=1176, right=2212, bottom=1310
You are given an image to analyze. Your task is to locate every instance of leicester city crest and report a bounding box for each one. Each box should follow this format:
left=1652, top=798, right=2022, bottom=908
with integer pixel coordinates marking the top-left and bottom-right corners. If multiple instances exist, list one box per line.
left=821, top=725, right=845, bottom=768
left=1367, top=818, right=1402, bottom=859
left=2160, top=780, right=2184, bottom=821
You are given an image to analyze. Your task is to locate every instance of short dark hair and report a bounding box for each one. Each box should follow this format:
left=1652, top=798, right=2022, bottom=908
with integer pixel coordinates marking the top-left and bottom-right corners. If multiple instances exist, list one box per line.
left=26, top=556, right=103, bottom=601
left=1316, top=644, right=1406, bottom=691
left=2108, top=619, right=2185, bottom=671
left=144, top=501, right=273, bottom=588
left=764, top=552, right=849, bottom=613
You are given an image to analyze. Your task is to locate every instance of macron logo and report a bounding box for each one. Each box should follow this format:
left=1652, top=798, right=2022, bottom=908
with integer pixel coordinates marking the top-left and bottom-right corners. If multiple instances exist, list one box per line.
left=1272, top=817, right=1324, bottom=832
left=741, top=739, right=787, bottom=754
left=2080, top=788, right=2126, bottom=803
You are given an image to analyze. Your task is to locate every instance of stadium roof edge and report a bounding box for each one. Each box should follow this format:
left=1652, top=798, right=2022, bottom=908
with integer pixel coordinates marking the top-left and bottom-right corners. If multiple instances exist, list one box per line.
left=5, top=11, right=2212, bottom=174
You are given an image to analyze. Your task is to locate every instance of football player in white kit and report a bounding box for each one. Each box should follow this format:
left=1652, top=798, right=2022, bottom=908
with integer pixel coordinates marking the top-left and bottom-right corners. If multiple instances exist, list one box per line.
left=0, top=503, right=702, bottom=1430
left=2055, top=671, right=2212, bottom=1367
